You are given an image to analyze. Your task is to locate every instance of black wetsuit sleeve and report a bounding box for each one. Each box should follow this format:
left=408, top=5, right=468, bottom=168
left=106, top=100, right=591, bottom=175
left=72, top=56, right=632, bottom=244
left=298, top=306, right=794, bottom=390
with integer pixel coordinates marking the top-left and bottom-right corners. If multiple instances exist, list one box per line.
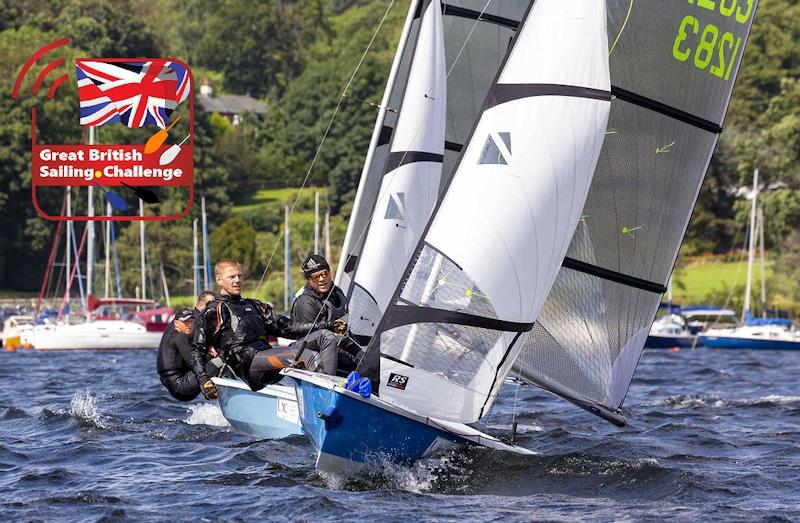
left=291, top=293, right=321, bottom=324
left=191, top=306, right=216, bottom=357
left=258, top=299, right=327, bottom=339
left=176, top=332, right=207, bottom=381
left=279, top=315, right=327, bottom=338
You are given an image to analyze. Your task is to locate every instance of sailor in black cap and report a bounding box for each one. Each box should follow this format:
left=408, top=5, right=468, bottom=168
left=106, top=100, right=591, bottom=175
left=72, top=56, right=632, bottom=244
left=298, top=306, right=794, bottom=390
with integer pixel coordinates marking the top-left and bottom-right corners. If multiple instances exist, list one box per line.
left=156, top=292, right=217, bottom=401
left=292, top=255, right=349, bottom=325
left=292, top=254, right=360, bottom=372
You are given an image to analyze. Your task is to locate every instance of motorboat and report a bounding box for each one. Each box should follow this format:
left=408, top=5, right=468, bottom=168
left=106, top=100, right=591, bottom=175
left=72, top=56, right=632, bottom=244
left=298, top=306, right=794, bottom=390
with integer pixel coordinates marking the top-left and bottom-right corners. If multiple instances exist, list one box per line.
left=2, top=315, right=36, bottom=350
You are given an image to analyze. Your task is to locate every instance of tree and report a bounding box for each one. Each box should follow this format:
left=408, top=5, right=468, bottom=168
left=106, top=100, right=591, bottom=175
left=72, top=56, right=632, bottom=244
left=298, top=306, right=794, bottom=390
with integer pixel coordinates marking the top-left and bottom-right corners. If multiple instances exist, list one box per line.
left=210, top=216, right=256, bottom=274
left=194, top=0, right=328, bottom=97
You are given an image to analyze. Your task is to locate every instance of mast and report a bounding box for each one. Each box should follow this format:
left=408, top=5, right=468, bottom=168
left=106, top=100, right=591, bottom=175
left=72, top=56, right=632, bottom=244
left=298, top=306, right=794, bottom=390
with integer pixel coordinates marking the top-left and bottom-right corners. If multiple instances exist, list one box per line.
left=314, top=191, right=320, bottom=254
left=758, top=206, right=766, bottom=318
left=193, top=218, right=200, bottom=295
left=743, top=169, right=758, bottom=319
left=65, top=186, right=71, bottom=322
left=324, top=210, right=331, bottom=263
left=159, top=263, right=171, bottom=308
left=335, top=0, right=422, bottom=286
left=201, top=195, right=210, bottom=289
left=284, top=205, right=290, bottom=312
left=104, top=201, right=111, bottom=298
left=86, top=126, right=95, bottom=321
left=139, top=200, right=146, bottom=301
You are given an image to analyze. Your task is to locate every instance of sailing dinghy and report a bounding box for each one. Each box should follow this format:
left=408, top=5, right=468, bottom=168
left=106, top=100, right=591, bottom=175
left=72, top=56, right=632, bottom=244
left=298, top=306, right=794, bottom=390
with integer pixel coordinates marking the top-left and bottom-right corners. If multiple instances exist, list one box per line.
left=288, top=0, right=613, bottom=472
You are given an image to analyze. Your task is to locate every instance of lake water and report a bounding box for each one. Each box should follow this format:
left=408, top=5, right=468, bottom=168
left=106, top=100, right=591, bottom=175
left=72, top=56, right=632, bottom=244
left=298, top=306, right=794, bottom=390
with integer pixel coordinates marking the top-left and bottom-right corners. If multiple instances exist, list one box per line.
left=1, top=347, right=798, bottom=521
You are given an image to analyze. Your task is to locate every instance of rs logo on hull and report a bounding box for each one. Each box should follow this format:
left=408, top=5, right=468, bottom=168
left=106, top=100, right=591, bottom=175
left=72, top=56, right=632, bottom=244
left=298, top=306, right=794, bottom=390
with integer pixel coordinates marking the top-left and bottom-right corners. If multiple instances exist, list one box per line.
left=387, top=373, right=408, bottom=390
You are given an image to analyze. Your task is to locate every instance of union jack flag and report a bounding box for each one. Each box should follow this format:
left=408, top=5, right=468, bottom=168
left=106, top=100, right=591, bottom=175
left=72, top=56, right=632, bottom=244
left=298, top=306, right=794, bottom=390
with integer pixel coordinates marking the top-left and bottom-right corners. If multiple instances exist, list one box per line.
left=75, top=59, right=191, bottom=128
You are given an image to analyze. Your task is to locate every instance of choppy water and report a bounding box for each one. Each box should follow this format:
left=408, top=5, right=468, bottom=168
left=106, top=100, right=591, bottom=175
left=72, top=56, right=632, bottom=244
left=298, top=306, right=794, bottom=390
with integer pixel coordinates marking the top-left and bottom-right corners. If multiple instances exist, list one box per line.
left=1, top=348, right=798, bottom=521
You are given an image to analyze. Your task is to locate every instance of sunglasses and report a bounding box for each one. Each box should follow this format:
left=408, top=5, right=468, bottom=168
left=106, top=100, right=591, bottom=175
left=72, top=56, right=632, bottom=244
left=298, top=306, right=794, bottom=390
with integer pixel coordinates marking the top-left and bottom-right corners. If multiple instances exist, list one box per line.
left=309, top=270, right=330, bottom=281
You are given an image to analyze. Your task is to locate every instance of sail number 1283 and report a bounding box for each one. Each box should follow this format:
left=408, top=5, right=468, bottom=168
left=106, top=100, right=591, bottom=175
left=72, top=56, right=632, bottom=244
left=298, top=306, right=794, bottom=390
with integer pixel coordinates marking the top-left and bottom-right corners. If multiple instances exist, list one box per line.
left=671, top=0, right=754, bottom=81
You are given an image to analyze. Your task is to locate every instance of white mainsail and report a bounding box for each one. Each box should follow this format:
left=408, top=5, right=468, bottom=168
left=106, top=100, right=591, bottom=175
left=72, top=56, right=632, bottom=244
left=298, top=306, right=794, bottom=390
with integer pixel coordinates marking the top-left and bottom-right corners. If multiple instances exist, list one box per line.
left=513, top=0, right=760, bottom=424
left=364, top=0, right=611, bottom=423
left=348, top=0, right=446, bottom=340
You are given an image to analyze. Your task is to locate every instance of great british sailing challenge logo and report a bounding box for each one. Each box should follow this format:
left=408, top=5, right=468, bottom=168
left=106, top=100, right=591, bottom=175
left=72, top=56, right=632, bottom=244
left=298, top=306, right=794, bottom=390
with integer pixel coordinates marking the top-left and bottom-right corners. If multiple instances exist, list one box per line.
left=12, top=38, right=194, bottom=221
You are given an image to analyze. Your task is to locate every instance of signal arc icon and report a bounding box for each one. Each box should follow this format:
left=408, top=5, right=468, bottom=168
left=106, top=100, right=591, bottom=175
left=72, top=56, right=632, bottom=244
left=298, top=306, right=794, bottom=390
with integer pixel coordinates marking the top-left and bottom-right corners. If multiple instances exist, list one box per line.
left=11, top=37, right=71, bottom=100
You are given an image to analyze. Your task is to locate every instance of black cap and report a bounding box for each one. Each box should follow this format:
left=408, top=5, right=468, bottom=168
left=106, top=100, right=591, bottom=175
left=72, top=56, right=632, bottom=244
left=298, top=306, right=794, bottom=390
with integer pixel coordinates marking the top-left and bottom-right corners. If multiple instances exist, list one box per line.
left=174, top=307, right=194, bottom=322
left=302, top=254, right=330, bottom=279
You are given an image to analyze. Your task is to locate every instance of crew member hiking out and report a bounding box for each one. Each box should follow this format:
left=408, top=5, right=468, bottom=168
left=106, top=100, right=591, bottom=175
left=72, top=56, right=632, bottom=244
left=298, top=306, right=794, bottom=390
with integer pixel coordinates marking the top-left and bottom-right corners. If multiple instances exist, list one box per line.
left=192, top=259, right=343, bottom=391
left=292, top=254, right=360, bottom=372
left=156, top=291, right=216, bottom=401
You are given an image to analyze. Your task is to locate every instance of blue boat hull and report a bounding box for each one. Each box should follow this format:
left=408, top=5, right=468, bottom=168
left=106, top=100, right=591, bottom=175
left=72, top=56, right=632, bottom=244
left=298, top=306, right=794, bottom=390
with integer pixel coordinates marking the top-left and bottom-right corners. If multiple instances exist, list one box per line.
left=700, top=335, right=800, bottom=351
left=214, top=378, right=303, bottom=439
left=645, top=334, right=698, bottom=349
left=292, top=377, right=467, bottom=473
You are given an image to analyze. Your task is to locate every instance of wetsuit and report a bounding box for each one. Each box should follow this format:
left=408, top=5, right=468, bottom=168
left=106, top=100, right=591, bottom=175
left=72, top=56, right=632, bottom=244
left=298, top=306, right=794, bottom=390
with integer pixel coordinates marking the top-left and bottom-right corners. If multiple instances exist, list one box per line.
left=157, top=321, right=208, bottom=402
left=291, top=283, right=360, bottom=372
left=191, top=293, right=338, bottom=390
left=291, top=284, right=348, bottom=324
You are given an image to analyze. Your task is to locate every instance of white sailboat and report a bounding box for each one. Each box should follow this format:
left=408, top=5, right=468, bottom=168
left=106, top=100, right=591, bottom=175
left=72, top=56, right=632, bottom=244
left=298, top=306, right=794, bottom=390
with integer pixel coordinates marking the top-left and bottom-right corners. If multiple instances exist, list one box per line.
left=700, top=169, right=800, bottom=350
left=288, top=0, right=758, bottom=473
left=288, top=0, right=612, bottom=472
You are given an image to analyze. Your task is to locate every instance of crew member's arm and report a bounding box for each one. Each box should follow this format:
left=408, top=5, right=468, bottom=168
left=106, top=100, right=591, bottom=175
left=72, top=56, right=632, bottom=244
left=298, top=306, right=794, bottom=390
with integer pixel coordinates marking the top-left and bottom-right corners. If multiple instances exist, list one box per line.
left=191, top=307, right=219, bottom=399
left=176, top=333, right=208, bottom=383
left=290, top=293, right=321, bottom=324
left=258, top=299, right=330, bottom=339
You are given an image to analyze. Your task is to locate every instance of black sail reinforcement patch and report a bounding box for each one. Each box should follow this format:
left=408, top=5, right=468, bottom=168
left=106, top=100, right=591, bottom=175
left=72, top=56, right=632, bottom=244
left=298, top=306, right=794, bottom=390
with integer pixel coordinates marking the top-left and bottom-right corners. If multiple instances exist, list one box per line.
left=387, top=373, right=409, bottom=390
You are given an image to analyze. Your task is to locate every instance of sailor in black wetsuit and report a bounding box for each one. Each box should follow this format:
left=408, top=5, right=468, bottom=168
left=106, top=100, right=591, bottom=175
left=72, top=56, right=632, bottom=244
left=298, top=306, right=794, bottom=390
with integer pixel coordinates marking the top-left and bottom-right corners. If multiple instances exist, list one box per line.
left=157, top=292, right=216, bottom=401
left=292, top=255, right=360, bottom=372
left=292, top=255, right=348, bottom=324
left=191, top=259, right=341, bottom=391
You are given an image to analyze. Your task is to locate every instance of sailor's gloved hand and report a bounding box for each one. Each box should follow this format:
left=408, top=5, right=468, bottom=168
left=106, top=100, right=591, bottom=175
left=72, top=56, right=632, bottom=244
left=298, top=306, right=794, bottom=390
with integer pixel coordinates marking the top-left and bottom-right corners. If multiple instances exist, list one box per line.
left=276, top=314, right=292, bottom=330
left=200, top=376, right=218, bottom=400
left=332, top=318, right=347, bottom=335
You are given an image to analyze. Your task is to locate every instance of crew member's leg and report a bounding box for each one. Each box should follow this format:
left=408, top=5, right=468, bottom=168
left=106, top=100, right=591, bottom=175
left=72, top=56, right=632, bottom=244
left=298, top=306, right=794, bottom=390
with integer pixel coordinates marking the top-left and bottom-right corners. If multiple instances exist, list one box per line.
left=160, top=372, right=201, bottom=402
left=247, top=345, right=297, bottom=387
left=291, top=329, right=338, bottom=375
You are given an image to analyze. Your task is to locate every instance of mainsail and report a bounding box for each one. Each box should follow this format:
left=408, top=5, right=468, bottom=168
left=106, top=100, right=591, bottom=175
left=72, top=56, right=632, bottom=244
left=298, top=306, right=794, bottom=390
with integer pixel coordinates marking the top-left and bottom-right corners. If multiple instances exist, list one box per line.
left=512, top=0, right=760, bottom=425
left=348, top=0, right=447, bottom=341
left=361, top=0, right=612, bottom=423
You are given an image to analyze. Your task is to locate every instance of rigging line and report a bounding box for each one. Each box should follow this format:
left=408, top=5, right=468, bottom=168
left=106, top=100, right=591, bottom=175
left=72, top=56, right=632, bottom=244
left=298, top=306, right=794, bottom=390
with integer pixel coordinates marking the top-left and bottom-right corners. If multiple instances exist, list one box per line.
left=608, top=0, right=634, bottom=56
left=342, top=93, right=398, bottom=113
left=256, top=0, right=398, bottom=294
left=446, top=0, right=493, bottom=79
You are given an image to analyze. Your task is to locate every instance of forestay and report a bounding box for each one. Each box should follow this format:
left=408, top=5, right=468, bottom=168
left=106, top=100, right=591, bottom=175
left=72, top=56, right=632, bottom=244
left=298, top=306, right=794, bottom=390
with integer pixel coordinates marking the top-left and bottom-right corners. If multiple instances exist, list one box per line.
left=363, top=0, right=612, bottom=423
left=512, top=0, right=759, bottom=425
left=348, top=0, right=446, bottom=341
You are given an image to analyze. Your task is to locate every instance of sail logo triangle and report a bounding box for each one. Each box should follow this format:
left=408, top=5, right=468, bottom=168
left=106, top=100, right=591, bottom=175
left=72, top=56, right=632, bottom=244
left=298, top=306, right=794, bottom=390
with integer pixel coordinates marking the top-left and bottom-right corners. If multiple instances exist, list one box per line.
left=478, top=131, right=511, bottom=165
left=384, top=192, right=406, bottom=221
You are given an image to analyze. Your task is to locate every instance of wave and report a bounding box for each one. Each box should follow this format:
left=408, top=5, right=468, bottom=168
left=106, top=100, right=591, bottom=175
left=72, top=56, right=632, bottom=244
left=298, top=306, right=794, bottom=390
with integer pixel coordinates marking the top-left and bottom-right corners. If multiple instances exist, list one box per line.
left=185, top=403, right=230, bottom=427
left=0, top=406, right=30, bottom=420
left=318, top=450, right=473, bottom=493
left=654, top=394, right=800, bottom=409
left=69, top=391, right=105, bottom=428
